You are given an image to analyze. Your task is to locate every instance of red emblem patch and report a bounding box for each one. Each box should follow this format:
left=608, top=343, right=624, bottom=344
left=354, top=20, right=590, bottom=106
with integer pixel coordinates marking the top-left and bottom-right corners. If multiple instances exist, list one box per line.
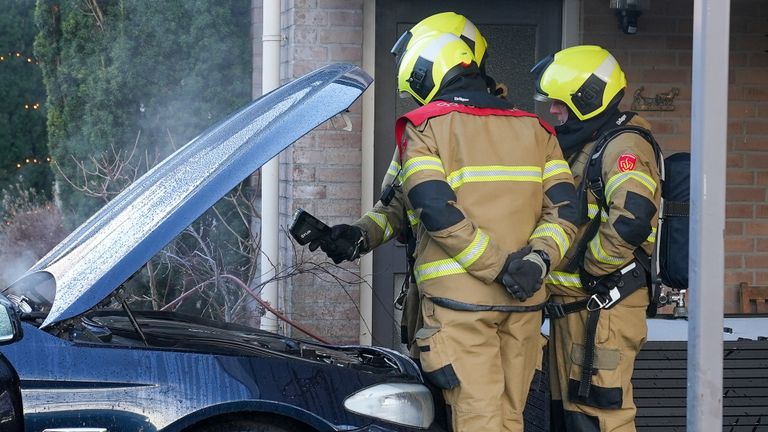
left=618, top=153, right=637, bottom=172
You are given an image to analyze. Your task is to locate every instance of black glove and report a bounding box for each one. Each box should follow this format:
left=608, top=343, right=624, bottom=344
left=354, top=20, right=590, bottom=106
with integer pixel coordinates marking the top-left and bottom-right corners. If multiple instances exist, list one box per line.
left=309, top=224, right=366, bottom=264
left=495, top=246, right=548, bottom=301
left=579, top=267, right=622, bottom=296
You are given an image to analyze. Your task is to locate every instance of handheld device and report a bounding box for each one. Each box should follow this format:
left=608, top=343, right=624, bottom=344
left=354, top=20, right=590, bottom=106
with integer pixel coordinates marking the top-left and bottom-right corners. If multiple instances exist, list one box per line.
left=289, top=208, right=331, bottom=245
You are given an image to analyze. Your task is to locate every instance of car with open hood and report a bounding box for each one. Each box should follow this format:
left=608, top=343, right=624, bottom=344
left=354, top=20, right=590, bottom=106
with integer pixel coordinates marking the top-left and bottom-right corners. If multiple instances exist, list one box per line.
left=0, top=63, right=443, bottom=432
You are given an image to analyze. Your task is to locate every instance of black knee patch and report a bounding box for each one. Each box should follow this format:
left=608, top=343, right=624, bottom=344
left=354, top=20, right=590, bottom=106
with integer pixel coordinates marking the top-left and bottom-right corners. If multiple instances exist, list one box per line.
left=568, top=378, right=623, bottom=409
left=424, top=364, right=460, bottom=390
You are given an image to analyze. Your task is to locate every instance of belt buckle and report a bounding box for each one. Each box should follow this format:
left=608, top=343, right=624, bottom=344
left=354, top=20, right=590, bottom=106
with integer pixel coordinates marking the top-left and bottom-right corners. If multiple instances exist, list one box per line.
left=587, top=294, right=609, bottom=311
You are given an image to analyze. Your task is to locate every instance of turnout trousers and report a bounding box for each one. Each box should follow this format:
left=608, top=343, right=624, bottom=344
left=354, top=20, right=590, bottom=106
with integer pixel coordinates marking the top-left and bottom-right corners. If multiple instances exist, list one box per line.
left=548, top=288, right=649, bottom=432
left=416, top=297, right=543, bottom=432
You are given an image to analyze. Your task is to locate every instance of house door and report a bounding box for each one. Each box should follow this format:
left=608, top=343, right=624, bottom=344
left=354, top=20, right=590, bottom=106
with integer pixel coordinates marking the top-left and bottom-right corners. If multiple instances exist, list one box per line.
left=372, top=0, right=563, bottom=351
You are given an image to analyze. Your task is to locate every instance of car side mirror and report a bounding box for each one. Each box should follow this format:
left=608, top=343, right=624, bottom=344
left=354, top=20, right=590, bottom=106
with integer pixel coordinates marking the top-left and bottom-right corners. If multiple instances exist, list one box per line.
left=0, top=298, right=22, bottom=345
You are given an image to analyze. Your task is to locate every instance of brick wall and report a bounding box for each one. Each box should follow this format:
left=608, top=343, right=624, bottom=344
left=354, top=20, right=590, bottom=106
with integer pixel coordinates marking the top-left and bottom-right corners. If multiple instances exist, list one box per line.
left=252, top=0, right=365, bottom=343
left=581, top=0, right=768, bottom=313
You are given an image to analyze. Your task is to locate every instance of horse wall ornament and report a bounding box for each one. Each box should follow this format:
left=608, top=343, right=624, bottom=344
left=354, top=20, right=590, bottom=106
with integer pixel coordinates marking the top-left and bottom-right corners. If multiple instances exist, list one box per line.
left=631, top=86, right=680, bottom=111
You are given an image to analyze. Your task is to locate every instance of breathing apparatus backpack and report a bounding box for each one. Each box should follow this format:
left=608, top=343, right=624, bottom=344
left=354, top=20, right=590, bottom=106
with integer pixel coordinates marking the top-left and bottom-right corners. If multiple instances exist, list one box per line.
left=583, top=126, right=690, bottom=317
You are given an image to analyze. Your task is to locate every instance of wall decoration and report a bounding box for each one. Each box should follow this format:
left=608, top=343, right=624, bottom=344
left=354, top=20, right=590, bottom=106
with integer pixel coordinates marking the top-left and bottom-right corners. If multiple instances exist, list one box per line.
left=631, top=86, right=679, bottom=111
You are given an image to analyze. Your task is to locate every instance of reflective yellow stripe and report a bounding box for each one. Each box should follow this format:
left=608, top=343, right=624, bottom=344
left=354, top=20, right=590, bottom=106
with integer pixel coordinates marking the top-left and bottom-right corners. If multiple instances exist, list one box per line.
left=529, top=223, right=570, bottom=258
left=414, top=258, right=466, bottom=283
left=454, top=230, right=489, bottom=269
left=387, top=160, right=401, bottom=177
left=365, top=211, right=394, bottom=241
left=446, top=165, right=542, bottom=189
left=546, top=271, right=582, bottom=287
left=647, top=226, right=657, bottom=243
left=407, top=209, right=419, bottom=228
left=543, top=160, right=572, bottom=181
left=589, top=234, right=625, bottom=265
left=402, top=156, right=444, bottom=183
left=587, top=204, right=609, bottom=222
left=605, top=171, right=656, bottom=203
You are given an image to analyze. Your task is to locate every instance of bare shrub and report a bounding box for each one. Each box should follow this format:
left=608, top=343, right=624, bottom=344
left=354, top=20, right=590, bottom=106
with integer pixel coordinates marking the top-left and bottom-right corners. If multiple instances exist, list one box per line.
left=0, top=185, right=67, bottom=288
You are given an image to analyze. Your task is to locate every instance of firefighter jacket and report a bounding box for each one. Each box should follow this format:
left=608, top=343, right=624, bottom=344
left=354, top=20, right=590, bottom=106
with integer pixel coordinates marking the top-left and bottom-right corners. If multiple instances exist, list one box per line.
left=353, top=156, right=411, bottom=249
left=547, top=114, right=661, bottom=297
left=397, top=101, right=579, bottom=308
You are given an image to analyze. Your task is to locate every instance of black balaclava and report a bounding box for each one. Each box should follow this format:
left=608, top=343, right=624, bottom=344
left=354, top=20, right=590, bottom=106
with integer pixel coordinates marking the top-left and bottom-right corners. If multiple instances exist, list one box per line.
left=433, top=69, right=514, bottom=110
left=555, top=91, right=630, bottom=158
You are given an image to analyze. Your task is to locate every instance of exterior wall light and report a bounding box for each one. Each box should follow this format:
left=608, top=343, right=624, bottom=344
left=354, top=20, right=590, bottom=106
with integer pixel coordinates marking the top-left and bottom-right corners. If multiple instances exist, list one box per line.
left=610, top=0, right=649, bottom=34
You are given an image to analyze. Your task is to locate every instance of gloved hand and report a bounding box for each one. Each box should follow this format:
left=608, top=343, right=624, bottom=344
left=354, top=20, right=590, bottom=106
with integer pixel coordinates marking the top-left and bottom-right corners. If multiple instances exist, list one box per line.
left=579, top=267, right=622, bottom=296
left=495, top=246, right=548, bottom=301
left=309, top=224, right=367, bottom=264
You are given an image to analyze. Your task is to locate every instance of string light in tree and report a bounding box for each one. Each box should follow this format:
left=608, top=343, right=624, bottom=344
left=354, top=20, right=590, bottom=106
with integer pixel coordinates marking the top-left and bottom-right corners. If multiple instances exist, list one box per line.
left=0, top=51, right=37, bottom=64
left=15, top=156, right=51, bottom=169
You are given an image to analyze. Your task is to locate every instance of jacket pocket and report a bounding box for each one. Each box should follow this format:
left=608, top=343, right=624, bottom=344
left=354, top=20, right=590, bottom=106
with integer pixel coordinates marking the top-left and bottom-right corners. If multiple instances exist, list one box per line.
left=414, top=327, right=460, bottom=390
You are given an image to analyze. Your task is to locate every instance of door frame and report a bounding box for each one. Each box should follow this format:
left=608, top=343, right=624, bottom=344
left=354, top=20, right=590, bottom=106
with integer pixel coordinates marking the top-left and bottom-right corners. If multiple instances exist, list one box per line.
left=364, top=0, right=578, bottom=348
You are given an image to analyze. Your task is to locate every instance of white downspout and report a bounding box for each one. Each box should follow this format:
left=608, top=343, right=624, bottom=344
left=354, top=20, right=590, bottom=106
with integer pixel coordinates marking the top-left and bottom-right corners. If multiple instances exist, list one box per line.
left=260, top=0, right=281, bottom=332
left=359, top=0, right=375, bottom=345
left=688, top=0, right=729, bottom=429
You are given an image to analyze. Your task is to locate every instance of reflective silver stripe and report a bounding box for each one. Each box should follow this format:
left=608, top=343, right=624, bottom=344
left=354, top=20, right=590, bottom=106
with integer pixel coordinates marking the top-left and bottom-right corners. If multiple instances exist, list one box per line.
left=605, top=171, right=657, bottom=203
left=414, top=258, right=466, bottom=283
left=402, top=156, right=445, bottom=183
left=407, top=209, right=420, bottom=227
left=587, top=204, right=609, bottom=222
left=387, top=160, right=401, bottom=177
left=543, top=160, right=572, bottom=180
left=365, top=211, right=393, bottom=241
left=546, top=271, right=582, bottom=287
left=589, top=233, right=625, bottom=265
left=420, top=33, right=456, bottom=62
left=446, top=165, right=542, bottom=189
left=454, top=229, right=489, bottom=269
left=529, top=223, right=570, bottom=258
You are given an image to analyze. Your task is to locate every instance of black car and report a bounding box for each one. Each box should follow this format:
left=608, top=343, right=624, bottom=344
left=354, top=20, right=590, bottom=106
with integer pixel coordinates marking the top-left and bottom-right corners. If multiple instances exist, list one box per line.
left=0, top=64, right=444, bottom=432
left=0, top=297, right=23, bottom=432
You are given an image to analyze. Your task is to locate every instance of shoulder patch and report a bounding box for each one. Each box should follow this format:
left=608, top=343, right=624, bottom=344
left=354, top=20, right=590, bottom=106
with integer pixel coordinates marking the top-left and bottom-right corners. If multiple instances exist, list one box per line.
left=618, top=153, right=637, bottom=172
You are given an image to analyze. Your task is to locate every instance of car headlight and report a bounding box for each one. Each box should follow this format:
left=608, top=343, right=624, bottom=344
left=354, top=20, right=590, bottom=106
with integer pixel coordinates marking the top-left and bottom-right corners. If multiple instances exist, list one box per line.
left=343, top=383, right=434, bottom=429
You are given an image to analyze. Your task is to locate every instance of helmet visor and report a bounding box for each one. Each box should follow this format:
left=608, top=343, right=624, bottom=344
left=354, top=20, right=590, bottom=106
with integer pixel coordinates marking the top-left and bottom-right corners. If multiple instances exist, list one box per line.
left=391, top=31, right=413, bottom=68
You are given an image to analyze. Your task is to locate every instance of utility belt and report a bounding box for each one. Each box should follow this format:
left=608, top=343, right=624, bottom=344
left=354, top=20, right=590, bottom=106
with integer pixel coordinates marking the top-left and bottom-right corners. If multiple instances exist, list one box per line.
left=545, top=259, right=647, bottom=403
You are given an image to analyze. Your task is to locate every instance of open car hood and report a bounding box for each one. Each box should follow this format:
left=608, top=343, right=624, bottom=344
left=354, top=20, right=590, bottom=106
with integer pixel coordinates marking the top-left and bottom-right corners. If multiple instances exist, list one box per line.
left=14, top=63, right=372, bottom=328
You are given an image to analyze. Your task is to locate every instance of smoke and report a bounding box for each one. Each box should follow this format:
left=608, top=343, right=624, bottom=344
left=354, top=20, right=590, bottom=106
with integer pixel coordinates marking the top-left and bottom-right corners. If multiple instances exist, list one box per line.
left=0, top=201, right=65, bottom=289
left=0, top=241, right=38, bottom=289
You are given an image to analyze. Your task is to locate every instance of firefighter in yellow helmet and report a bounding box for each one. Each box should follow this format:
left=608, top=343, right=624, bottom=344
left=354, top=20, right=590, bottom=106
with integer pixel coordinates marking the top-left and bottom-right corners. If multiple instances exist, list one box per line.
left=531, top=45, right=662, bottom=431
left=390, top=31, right=578, bottom=431
left=309, top=12, right=504, bottom=359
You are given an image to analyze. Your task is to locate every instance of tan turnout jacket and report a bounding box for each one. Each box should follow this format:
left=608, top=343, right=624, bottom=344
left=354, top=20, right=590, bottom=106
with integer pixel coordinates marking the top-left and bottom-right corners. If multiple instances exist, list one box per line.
left=395, top=101, right=578, bottom=308
left=547, top=114, right=661, bottom=295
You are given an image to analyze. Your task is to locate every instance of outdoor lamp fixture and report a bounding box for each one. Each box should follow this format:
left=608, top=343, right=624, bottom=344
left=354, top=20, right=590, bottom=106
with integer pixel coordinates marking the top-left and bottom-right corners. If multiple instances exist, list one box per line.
left=610, top=0, right=649, bottom=34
